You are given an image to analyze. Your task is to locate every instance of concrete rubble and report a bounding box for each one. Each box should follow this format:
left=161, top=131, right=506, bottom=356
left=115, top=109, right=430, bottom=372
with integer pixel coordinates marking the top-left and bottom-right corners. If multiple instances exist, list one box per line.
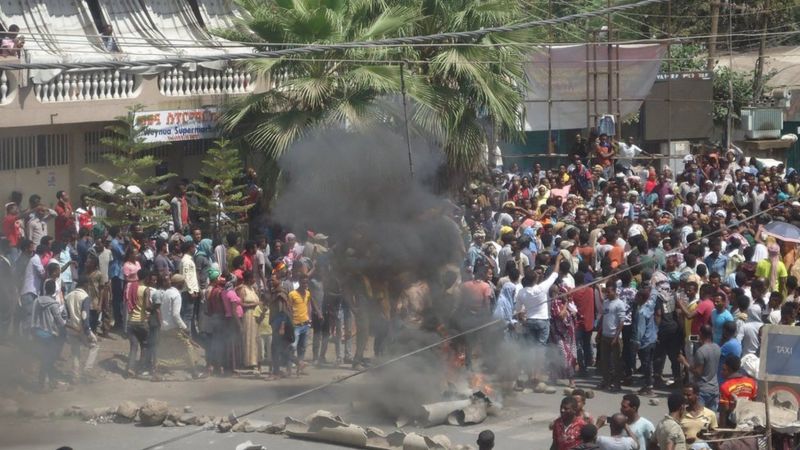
left=284, top=410, right=475, bottom=450
left=7, top=398, right=475, bottom=448
left=139, top=399, right=169, bottom=426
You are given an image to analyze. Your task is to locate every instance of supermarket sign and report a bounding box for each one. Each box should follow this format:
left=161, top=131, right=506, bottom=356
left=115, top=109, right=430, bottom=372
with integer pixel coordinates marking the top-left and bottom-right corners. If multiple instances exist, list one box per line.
left=133, top=107, right=221, bottom=143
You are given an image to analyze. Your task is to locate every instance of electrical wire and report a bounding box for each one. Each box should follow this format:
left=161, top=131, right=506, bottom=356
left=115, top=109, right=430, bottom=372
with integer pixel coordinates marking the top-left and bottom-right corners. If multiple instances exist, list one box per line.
left=0, top=0, right=679, bottom=71
left=10, top=29, right=800, bottom=54
left=618, top=2, right=800, bottom=19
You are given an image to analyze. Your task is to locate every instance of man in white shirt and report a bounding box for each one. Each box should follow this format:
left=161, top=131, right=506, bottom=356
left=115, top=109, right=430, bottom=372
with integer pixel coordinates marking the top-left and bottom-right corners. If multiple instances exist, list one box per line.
left=514, top=262, right=561, bottom=386
left=597, top=413, right=639, bottom=450
left=515, top=253, right=563, bottom=342
left=617, top=137, right=647, bottom=175
left=160, top=274, right=203, bottom=378
left=162, top=275, right=187, bottom=332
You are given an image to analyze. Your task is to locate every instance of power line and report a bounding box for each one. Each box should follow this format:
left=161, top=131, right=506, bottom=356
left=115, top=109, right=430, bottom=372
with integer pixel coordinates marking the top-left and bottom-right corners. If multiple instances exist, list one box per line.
left=0, top=0, right=671, bottom=71
left=10, top=29, right=800, bottom=54
left=619, top=2, right=800, bottom=19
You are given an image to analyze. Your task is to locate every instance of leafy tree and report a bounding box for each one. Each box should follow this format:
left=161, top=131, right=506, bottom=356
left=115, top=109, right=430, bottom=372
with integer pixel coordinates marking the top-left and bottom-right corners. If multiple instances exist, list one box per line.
left=712, top=66, right=776, bottom=127
left=220, top=0, right=536, bottom=178
left=82, top=106, right=176, bottom=230
left=192, top=138, right=254, bottom=236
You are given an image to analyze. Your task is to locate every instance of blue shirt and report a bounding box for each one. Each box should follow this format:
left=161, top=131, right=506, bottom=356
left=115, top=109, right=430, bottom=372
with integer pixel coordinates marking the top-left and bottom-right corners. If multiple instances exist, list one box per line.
left=109, top=238, right=125, bottom=280
left=493, top=282, right=518, bottom=325
left=704, top=253, right=729, bottom=277
left=712, top=309, right=734, bottom=344
left=719, top=338, right=742, bottom=383
left=634, top=290, right=657, bottom=348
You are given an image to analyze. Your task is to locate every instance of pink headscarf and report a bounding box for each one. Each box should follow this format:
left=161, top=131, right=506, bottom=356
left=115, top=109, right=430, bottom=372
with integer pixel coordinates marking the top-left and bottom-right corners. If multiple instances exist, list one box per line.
left=768, top=243, right=781, bottom=291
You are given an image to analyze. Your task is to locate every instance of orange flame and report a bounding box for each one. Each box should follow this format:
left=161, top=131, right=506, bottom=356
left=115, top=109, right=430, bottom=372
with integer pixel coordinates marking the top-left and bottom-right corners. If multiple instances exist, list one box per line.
left=470, top=373, right=495, bottom=398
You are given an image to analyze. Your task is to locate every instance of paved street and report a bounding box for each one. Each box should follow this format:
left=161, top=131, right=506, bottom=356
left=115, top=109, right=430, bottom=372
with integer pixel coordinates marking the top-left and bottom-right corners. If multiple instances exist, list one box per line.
left=0, top=345, right=671, bottom=450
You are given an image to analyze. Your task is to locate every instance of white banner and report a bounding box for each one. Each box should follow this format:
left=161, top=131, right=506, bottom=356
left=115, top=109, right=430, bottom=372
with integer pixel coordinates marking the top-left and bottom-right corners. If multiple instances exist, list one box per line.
left=523, top=44, right=666, bottom=131
left=133, top=107, right=221, bottom=143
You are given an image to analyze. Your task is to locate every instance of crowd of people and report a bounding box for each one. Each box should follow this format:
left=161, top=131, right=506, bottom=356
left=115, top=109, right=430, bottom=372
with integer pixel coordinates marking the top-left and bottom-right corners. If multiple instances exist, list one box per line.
left=458, top=135, right=800, bottom=448
left=0, top=181, right=351, bottom=388
left=1, top=131, right=799, bottom=449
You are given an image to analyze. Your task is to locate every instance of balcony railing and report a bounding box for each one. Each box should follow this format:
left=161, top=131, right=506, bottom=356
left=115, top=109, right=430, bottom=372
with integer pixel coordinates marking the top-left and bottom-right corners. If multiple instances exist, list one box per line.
left=0, top=70, right=12, bottom=105
left=158, top=67, right=253, bottom=97
left=33, top=70, right=141, bottom=103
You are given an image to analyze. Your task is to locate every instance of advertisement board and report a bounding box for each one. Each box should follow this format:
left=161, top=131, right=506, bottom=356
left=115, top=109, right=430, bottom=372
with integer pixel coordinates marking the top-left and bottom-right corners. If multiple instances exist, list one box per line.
left=133, top=107, right=221, bottom=143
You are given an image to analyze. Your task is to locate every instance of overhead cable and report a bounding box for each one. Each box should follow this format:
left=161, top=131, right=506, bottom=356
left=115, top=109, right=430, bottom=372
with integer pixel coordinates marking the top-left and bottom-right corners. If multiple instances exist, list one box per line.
left=0, top=0, right=670, bottom=71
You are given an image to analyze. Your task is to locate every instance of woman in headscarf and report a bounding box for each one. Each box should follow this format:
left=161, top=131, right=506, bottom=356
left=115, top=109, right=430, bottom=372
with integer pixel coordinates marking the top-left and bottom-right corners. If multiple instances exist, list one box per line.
left=642, top=168, right=661, bottom=208
left=221, top=272, right=243, bottom=373
left=204, top=268, right=225, bottom=375
left=237, top=270, right=261, bottom=369
left=549, top=281, right=578, bottom=387
left=194, top=238, right=214, bottom=340
left=756, top=242, right=788, bottom=295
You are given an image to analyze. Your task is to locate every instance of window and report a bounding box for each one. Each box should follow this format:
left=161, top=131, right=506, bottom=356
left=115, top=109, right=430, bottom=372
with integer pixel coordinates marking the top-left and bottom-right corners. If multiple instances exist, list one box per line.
left=183, top=139, right=213, bottom=156
left=84, top=130, right=117, bottom=164
left=0, top=134, right=68, bottom=171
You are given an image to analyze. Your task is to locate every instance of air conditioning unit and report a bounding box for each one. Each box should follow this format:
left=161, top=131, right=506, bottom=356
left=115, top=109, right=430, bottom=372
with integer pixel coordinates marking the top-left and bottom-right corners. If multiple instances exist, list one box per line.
left=741, top=107, right=783, bottom=140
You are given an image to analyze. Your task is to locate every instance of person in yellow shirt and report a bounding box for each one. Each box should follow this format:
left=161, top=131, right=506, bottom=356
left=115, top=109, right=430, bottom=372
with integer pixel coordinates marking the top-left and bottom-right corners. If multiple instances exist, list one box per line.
left=680, top=384, right=718, bottom=444
left=288, top=274, right=319, bottom=375
left=755, top=243, right=788, bottom=295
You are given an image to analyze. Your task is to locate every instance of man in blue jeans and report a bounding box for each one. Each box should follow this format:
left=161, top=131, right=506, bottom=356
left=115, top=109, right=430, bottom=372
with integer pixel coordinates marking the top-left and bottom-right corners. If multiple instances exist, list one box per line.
left=632, top=288, right=657, bottom=396
left=514, top=259, right=561, bottom=384
left=598, top=283, right=625, bottom=392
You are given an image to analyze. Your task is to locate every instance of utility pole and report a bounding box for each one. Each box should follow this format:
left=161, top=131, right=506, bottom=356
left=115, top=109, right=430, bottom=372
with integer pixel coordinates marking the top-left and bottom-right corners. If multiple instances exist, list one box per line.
left=708, top=0, right=720, bottom=72
left=752, top=0, right=770, bottom=102
left=607, top=0, right=613, bottom=134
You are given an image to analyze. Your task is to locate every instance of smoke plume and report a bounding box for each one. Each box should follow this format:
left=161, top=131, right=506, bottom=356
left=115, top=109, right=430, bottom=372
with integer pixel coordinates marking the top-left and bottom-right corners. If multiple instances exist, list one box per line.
left=273, top=127, right=464, bottom=280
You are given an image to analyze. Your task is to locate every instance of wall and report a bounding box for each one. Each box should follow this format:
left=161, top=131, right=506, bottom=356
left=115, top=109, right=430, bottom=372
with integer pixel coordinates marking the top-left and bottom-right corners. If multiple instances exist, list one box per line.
left=0, top=122, right=210, bottom=208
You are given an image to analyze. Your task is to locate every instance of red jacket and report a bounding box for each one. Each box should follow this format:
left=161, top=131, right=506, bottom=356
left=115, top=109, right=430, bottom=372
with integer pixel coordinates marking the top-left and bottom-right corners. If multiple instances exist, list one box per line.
left=54, top=201, right=74, bottom=241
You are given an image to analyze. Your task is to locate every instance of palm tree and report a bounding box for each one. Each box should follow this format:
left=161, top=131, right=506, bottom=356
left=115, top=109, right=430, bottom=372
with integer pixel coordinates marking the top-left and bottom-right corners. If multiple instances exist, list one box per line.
left=221, top=0, right=537, bottom=176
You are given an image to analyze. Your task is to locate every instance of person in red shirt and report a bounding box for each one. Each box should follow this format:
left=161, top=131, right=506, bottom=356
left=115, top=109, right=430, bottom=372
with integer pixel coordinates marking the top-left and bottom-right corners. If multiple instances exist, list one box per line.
left=719, top=355, right=758, bottom=427
left=552, top=396, right=587, bottom=450
left=54, top=190, right=74, bottom=243
left=3, top=202, right=23, bottom=255
left=571, top=271, right=598, bottom=376
left=242, top=240, right=257, bottom=273
left=594, top=134, right=615, bottom=178
left=460, top=264, right=495, bottom=315
left=678, top=282, right=714, bottom=338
